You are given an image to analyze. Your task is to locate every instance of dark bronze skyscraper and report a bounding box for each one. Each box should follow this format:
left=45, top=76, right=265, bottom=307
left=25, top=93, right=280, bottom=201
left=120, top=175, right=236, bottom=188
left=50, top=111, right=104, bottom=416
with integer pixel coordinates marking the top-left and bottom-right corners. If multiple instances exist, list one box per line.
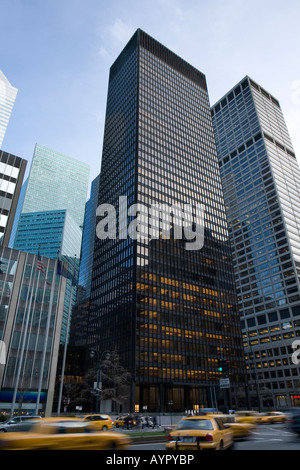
left=89, top=30, right=246, bottom=412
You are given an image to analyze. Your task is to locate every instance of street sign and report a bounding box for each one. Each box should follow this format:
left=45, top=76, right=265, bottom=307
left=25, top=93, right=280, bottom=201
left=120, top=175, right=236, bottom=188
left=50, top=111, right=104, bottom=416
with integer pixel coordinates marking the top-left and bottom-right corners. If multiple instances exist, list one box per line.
left=220, top=378, right=230, bottom=389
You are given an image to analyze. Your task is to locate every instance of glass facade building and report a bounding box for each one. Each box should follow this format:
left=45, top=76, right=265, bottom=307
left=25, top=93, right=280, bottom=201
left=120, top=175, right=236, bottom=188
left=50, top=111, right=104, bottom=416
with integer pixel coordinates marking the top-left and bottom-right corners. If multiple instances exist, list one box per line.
left=0, top=246, right=67, bottom=415
left=89, top=30, right=246, bottom=413
left=19, top=143, right=90, bottom=228
left=12, top=144, right=89, bottom=346
left=13, top=209, right=82, bottom=345
left=78, top=174, right=100, bottom=299
left=212, top=76, right=300, bottom=409
left=14, top=210, right=82, bottom=260
left=0, top=70, right=18, bottom=149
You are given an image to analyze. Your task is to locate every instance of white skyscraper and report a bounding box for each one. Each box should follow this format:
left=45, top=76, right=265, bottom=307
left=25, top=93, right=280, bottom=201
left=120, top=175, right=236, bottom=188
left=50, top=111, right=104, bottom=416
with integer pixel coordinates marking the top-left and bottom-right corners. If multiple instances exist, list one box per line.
left=0, top=70, right=18, bottom=149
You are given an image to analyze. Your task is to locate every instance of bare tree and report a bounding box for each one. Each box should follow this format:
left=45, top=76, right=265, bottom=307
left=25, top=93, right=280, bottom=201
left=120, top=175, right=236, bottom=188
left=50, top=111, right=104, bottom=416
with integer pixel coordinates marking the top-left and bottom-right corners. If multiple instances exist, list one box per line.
left=98, top=352, right=131, bottom=413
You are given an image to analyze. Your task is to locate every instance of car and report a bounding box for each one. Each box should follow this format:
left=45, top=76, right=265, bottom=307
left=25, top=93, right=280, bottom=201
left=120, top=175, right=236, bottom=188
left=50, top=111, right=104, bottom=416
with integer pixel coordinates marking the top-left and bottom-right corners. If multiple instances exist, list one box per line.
left=0, top=417, right=132, bottom=450
left=234, top=411, right=261, bottom=424
left=0, top=415, right=41, bottom=432
left=259, top=411, right=287, bottom=424
left=207, top=414, right=255, bottom=440
left=165, top=415, right=234, bottom=451
left=82, top=414, right=114, bottom=430
left=114, top=415, right=137, bottom=428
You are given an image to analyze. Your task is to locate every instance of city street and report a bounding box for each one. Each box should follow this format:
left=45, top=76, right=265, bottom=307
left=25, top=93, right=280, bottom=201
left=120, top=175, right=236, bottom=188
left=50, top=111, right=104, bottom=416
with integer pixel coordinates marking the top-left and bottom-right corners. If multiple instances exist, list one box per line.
left=128, top=423, right=300, bottom=451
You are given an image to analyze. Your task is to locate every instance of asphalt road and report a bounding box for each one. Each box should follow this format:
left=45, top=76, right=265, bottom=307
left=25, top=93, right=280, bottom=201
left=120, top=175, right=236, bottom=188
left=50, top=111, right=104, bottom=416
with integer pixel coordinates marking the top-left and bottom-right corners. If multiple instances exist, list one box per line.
left=128, top=423, right=300, bottom=451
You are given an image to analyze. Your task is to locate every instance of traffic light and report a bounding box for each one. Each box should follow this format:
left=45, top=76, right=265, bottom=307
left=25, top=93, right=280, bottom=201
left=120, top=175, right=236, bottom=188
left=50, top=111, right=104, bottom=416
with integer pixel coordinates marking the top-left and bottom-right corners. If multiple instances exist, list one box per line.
left=217, top=358, right=230, bottom=375
left=223, top=359, right=230, bottom=375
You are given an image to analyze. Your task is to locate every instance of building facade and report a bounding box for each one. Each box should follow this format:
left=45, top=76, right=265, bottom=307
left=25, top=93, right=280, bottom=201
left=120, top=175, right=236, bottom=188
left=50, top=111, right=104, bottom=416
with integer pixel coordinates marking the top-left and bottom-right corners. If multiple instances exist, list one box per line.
left=13, top=209, right=82, bottom=260
left=0, top=151, right=26, bottom=246
left=0, top=70, right=18, bottom=149
left=88, top=30, right=247, bottom=413
left=0, top=246, right=67, bottom=415
left=212, top=76, right=300, bottom=409
left=12, top=144, right=90, bottom=345
left=78, top=174, right=100, bottom=299
left=18, top=143, right=90, bottom=228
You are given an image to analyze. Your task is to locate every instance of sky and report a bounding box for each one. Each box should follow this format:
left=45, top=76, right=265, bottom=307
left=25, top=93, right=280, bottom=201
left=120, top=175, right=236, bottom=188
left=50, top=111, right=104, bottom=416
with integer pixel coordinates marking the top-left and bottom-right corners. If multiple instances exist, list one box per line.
left=1, top=0, right=300, bottom=196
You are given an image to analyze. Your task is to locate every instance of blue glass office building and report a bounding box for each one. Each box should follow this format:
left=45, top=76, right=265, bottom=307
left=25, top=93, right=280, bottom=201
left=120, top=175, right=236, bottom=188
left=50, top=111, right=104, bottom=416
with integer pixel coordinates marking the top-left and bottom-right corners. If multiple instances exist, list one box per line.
left=78, top=175, right=100, bottom=299
left=212, top=77, right=300, bottom=409
left=14, top=210, right=82, bottom=260
left=19, top=143, right=89, bottom=228
left=13, top=144, right=89, bottom=344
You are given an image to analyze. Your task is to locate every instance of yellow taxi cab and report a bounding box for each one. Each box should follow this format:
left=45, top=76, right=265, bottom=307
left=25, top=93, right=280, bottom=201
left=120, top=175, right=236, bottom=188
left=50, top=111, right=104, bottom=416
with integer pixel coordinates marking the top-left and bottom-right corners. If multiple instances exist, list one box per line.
left=259, top=411, right=287, bottom=424
left=209, top=414, right=255, bottom=439
left=114, top=415, right=136, bottom=428
left=165, top=415, right=234, bottom=451
left=82, top=414, right=114, bottom=430
left=0, top=417, right=131, bottom=450
left=234, top=411, right=261, bottom=424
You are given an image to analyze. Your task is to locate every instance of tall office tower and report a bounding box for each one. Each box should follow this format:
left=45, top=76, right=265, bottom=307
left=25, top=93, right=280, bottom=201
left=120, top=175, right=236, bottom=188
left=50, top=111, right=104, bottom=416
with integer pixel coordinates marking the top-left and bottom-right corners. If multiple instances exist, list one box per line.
left=13, top=144, right=90, bottom=344
left=19, top=143, right=90, bottom=227
left=0, top=151, right=26, bottom=246
left=212, top=76, right=300, bottom=410
left=88, top=29, right=246, bottom=413
left=0, top=70, right=18, bottom=149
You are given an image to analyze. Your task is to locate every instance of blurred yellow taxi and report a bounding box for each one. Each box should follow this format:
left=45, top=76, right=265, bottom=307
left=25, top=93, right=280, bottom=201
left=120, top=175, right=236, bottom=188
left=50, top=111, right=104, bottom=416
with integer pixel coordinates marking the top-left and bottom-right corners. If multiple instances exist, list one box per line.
left=209, top=414, right=255, bottom=439
left=259, top=411, right=287, bottom=424
left=82, top=414, right=113, bottom=430
left=0, top=417, right=131, bottom=450
left=166, top=415, right=234, bottom=451
left=234, top=411, right=261, bottom=424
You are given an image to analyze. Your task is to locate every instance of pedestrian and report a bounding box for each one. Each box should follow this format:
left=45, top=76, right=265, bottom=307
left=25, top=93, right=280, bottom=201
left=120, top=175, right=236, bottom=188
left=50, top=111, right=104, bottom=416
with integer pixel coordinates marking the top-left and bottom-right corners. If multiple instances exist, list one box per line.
left=124, top=415, right=129, bottom=429
left=152, top=415, right=157, bottom=429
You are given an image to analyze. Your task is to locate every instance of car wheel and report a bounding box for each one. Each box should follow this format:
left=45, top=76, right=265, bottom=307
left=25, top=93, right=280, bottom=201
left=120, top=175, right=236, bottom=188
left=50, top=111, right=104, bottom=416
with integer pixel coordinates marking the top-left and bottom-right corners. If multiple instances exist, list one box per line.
left=115, top=423, right=119, bottom=428
left=0, top=429, right=6, bottom=432
left=102, top=425, right=108, bottom=431
left=219, top=441, right=224, bottom=450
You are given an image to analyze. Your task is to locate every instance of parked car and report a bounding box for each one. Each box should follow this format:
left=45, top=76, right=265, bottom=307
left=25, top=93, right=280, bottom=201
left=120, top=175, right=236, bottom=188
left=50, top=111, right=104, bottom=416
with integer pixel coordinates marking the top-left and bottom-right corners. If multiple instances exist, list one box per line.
left=0, top=417, right=131, bottom=450
left=0, top=415, right=41, bottom=432
left=166, top=415, right=234, bottom=451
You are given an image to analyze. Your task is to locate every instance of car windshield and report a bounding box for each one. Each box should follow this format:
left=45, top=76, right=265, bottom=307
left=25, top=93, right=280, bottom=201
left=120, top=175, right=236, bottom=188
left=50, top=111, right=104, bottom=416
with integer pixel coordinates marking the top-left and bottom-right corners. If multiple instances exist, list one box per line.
left=177, top=419, right=214, bottom=431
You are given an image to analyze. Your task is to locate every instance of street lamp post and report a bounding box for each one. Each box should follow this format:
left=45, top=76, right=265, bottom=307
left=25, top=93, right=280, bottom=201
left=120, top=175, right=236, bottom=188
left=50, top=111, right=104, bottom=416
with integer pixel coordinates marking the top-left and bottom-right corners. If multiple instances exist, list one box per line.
left=90, top=350, right=111, bottom=413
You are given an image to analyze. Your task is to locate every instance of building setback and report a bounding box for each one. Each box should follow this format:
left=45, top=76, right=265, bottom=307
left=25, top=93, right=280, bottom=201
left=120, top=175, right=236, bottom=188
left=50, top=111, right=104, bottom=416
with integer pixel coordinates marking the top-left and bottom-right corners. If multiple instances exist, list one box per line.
left=88, top=29, right=247, bottom=413
left=212, top=76, right=300, bottom=409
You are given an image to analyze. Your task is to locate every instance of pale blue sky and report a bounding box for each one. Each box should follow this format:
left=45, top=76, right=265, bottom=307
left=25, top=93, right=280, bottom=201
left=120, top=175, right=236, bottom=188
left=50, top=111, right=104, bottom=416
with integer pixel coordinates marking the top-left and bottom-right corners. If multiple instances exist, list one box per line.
left=1, top=0, right=300, bottom=191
